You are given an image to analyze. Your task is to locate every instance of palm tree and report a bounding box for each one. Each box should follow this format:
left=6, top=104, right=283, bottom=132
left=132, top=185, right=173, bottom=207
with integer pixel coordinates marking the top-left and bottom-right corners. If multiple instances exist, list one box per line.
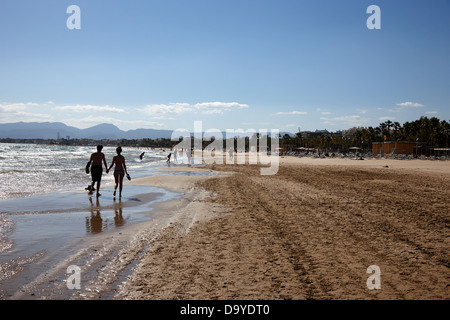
left=282, top=134, right=292, bottom=151
left=379, top=122, right=387, bottom=140
left=441, top=120, right=450, bottom=147
left=392, top=122, right=401, bottom=140
left=384, top=120, right=393, bottom=140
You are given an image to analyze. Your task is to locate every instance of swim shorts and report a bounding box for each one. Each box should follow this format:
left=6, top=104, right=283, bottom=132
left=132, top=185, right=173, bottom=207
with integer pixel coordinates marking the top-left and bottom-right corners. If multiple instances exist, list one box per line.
left=91, top=165, right=103, bottom=182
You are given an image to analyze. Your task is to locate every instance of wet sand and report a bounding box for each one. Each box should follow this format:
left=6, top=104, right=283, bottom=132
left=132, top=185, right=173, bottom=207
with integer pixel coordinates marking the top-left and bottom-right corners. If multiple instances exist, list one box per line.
left=119, top=156, right=450, bottom=300
left=0, top=161, right=223, bottom=300
left=0, top=182, right=181, bottom=299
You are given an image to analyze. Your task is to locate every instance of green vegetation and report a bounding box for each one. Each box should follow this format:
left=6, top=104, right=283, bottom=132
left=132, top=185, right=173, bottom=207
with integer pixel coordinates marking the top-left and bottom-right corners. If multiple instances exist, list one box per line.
left=281, top=116, right=449, bottom=153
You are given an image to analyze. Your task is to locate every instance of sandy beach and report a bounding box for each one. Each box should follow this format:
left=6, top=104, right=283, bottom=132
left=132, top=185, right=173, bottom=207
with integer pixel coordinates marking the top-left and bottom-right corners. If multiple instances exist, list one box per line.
left=117, top=156, right=450, bottom=300
left=1, top=156, right=448, bottom=300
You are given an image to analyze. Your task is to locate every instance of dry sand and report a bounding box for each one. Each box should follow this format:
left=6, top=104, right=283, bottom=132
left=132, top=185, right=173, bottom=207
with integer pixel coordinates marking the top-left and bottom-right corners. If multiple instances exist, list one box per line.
left=117, top=156, right=450, bottom=300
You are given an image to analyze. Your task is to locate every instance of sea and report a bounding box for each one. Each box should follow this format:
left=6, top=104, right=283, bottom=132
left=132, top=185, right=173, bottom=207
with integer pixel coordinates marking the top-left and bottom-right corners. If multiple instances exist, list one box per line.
left=0, top=143, right=201, bottom=299
left=0, top=143, right=169, bottom=201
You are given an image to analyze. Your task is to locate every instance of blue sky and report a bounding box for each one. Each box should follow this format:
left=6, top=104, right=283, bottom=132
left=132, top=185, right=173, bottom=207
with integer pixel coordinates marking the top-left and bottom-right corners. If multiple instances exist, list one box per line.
left=0, top=0, right=449, bottom=133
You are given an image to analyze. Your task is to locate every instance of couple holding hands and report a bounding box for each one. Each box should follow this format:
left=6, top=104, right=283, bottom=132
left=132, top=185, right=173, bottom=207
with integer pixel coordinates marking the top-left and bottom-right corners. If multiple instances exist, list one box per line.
left=86, top=145, right=130, bottom=199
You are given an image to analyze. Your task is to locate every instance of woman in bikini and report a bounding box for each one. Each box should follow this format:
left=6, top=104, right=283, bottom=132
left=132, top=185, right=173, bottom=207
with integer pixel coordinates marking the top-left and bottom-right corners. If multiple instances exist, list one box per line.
left=107, top=146, right=128, bottom=199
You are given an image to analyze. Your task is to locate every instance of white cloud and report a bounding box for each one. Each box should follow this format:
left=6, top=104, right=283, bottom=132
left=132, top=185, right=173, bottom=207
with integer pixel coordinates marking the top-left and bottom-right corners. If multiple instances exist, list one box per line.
left=320, top=115, right=369, bottom=127
left=389, top=101, right=425, bottom=113
left=202, top=109, right=225, bottom=115
left=240, top=121, right=271, bottom=126
left=0, top=102, right=53, bottom=123
left=333, top=115, right=366, bottom=122
left=317, top=108, right=331, bottom=115
left=425, top=111, right=438, bottom=115
left=274, top=111, right=308, bottom=115
left=0, top=102, right=39, bottom=112
left=140, top=101, right=248, bottom=117
left=54, top=104, right=126, bottom=113
left=140, top=103, right=194, bottom=116
left=149, top=115, right=177, bottom=120
left=193, top=102, right=248, bottom=113
left=16, top=111, right=52, bottom=119
left=379, top=116, right=396, bottom=121
left=356, top=108, right=367, bottom=114
left=396, top=102, right=424, bottom=107
left=192, top=102, right=249, bottom=115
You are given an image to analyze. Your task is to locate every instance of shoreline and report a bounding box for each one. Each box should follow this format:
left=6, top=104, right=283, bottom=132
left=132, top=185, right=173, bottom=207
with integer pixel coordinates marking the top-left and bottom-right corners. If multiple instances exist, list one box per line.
left=0, top=161, right=224, bottom=300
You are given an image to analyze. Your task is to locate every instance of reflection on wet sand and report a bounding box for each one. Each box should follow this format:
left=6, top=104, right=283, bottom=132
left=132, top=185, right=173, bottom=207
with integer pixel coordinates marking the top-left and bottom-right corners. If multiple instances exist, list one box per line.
left=113, top=200, right=125, bottom=228
left=86, top=197, right=126, bottom=234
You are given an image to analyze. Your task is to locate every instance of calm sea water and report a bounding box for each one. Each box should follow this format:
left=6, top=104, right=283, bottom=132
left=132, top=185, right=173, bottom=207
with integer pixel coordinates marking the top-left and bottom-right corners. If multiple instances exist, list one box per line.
left=0, top=143, right=167, bottom=201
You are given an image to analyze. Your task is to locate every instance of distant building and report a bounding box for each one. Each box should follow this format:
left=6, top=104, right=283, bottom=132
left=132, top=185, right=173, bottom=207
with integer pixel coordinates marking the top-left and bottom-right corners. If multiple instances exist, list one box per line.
left=300, top=129, right=332, bottom=138
left=314, top=129, right=329, bottom=135
left=372, top=141, right=423, bottom=156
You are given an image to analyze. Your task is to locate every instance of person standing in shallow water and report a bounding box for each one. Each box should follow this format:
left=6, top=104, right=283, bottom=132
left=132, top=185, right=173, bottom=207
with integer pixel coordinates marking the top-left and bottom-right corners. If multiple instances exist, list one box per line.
left=87, top=145, right=108, bottom=197
left=107, top=146, right=128, bottom=199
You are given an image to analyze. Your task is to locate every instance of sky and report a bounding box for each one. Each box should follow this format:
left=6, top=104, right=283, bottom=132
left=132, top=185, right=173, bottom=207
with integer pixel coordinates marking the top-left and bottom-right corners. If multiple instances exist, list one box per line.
left=0, top=0, right=449, bottom=133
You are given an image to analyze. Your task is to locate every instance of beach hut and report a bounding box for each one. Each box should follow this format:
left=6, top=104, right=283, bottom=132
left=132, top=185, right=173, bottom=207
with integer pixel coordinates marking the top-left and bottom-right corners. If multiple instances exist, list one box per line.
left=372, top=141, right=419, bottom=156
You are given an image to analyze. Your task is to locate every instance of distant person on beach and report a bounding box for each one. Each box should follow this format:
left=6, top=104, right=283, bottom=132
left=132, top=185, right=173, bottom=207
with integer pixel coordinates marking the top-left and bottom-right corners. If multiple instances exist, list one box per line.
left=187, top=149, right=192, bottom=165
left=139, top=152, right=145, bottom=160
left=108, top=146, right=128, bottom=199
left=87, top=145, right=108, bottom=197
left=167, top=152, right=172, bottom=164
left=173, top=148, right=178, bottom=163
left=228, top=147, right=234, bottom=160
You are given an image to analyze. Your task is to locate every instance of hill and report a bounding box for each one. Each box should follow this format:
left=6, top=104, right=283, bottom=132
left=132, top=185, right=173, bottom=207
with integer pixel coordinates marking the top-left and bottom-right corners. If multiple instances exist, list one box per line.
left=0, top=122, right=294, bottom=140
left=0, top=122, right=174, bottom=140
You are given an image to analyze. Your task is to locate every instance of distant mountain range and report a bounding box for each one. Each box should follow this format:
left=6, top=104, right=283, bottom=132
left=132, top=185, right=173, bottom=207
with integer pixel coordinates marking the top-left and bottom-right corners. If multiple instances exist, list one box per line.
left=0, top=122, right=174, bottom=140
left=0, top=122, right=294, bottom=140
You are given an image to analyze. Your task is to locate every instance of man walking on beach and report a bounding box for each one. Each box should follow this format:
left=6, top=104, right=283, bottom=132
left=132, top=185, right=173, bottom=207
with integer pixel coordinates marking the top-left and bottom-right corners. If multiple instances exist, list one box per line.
left=228, top=147, right=234, bottom=161
left=187, top=148, right=192, bottom=165
left=86, top=145, right=108, bottom=197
